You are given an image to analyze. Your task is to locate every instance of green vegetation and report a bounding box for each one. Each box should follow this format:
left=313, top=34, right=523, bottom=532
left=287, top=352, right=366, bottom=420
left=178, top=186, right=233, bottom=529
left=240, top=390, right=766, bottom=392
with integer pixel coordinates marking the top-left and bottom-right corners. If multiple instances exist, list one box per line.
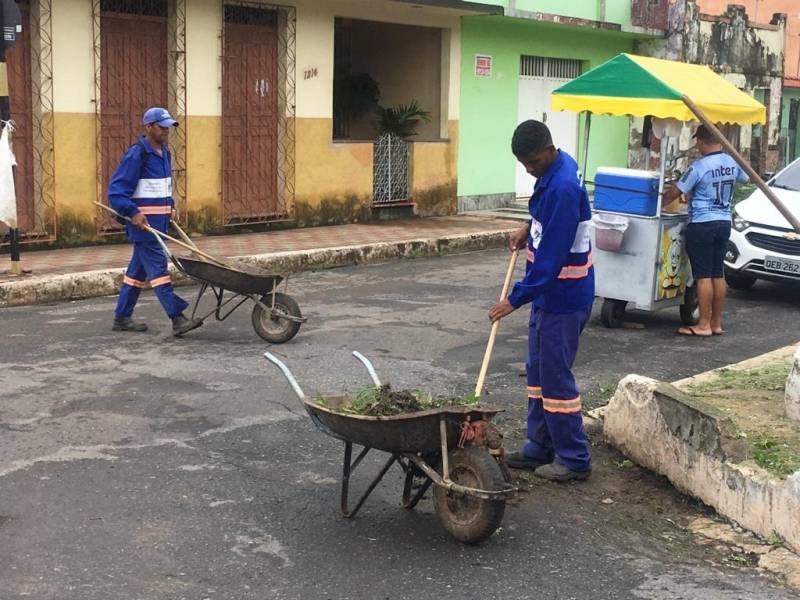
left=751, top=436, right=800, bottom=478
left=688, top=364, right=789, bottom=394
left=685, top=359, right=799, bottom=479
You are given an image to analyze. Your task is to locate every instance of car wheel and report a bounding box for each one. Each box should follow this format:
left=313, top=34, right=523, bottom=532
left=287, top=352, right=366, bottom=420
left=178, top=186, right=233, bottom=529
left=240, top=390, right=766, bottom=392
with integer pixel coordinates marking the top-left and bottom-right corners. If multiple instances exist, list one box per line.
left=725, top=270, right=757, bottom=291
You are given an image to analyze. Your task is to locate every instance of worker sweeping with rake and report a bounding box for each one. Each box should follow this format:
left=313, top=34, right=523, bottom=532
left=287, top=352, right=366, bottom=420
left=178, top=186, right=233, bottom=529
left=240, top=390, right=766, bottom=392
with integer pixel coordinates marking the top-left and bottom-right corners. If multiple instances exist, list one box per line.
left=489, top=120, right=594, bottom=482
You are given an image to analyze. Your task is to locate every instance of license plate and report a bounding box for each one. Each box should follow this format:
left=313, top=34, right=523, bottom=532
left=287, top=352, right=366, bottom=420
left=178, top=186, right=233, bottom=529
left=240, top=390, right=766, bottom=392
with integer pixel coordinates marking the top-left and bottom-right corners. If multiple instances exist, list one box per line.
left=764, top=255, right=800, bottom=275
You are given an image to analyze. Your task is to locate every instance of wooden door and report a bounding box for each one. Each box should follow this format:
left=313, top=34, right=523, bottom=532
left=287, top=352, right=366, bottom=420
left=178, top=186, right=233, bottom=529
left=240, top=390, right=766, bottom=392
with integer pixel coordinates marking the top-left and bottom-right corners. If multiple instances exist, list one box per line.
left=222, top=9, right=279, bottom=222
left=100, top=7, right=168, bottom=228
left=4, top=1, right=34, bottom=234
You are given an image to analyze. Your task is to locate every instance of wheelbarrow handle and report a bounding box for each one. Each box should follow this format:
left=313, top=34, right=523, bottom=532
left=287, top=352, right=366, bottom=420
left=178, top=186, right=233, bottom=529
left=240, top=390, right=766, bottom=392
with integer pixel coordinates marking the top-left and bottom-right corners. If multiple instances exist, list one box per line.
left=263, top=352, right=306, bottom=401
left=351, top=351, right=382, bottom=387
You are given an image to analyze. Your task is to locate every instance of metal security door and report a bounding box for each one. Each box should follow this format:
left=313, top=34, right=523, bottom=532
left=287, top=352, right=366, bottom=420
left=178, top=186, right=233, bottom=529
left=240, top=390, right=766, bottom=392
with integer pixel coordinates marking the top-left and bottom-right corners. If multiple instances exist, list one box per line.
left=222, top=7, right=279, bottom=223
left=515, top=56, right=581, bottom=199
left=4, top=1, right=34, bottom=234
left=99, top=3, right=168, bottom=229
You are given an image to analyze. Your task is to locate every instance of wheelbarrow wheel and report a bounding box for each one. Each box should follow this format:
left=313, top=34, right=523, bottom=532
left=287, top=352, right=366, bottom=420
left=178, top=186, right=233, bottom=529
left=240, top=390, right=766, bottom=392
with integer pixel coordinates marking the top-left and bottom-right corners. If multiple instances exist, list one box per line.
left=600, top=298, right=626, bottom=328
left=252, top=292, right=302, bottom=344
left=433, top=447, right=506, bottom=545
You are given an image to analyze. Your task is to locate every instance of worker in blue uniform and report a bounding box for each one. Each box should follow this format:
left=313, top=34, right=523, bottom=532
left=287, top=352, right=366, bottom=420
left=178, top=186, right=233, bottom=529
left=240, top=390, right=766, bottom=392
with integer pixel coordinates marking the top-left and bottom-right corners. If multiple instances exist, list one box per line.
left=110, top=107, right=202, bottom=337
left=489, top=120, right=594, bottom=482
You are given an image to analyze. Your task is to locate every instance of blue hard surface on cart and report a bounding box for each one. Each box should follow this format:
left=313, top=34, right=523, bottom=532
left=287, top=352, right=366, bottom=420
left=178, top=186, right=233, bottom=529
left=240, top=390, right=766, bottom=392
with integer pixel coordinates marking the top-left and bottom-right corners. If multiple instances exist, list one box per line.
left=594, top=171, right=660, bottom=216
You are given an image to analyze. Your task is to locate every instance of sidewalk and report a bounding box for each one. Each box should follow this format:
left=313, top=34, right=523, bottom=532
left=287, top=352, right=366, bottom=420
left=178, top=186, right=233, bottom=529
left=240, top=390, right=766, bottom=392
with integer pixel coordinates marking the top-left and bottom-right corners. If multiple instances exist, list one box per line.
left=0, top=215, right=517, bottom=307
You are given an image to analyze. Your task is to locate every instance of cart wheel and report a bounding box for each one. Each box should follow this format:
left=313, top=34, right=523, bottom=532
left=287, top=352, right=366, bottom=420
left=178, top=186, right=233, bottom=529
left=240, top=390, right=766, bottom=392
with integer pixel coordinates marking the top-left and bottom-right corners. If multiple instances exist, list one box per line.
left=433, top=447, right=506, bottom=545
left=252, top=292, right=302, bottom=344
left=679, top=284, right=699, bottom=326
left=600, top=299, right=626, bottom=328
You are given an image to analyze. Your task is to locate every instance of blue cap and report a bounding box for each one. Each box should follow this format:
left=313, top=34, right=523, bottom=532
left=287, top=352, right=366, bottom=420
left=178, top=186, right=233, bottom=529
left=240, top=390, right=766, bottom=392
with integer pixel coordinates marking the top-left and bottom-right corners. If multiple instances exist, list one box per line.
left=143, top=107, right=178, bottom=128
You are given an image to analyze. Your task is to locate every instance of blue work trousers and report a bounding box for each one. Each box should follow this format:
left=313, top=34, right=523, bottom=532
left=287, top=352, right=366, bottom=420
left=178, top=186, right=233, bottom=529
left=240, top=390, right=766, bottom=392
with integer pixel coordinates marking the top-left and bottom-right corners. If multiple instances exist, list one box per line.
left=114, top=240, right=188, bottom=319
left=523, top=306, right=592, bottom=472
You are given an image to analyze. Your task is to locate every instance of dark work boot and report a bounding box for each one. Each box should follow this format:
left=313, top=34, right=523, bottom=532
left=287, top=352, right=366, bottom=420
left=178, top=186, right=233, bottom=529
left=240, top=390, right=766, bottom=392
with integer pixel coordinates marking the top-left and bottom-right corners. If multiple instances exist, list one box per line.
left=112, top=316, right=148, bottom=332
left=534, top=461, right=591, bottom=482
left=172, top=314, right=203, bottom=337
left=505, top=451, right=549, bottom=471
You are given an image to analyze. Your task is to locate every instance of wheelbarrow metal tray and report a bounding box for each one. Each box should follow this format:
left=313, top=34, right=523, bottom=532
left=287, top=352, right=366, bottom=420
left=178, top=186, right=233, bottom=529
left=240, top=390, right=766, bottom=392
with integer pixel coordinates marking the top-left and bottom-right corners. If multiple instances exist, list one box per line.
left=177, top=256, right=283, bottom=295
left=305, top=396, right=503, bottom=454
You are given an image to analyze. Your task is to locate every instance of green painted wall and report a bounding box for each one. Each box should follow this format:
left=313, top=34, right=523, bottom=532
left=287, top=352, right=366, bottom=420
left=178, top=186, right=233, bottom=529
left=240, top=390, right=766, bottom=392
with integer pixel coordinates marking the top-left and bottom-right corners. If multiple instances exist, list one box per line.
left=458, top=16, right=635, bottom=198
left=470, top=0, right=633, bottom=26
left=780, top=88, right=800, bottom=166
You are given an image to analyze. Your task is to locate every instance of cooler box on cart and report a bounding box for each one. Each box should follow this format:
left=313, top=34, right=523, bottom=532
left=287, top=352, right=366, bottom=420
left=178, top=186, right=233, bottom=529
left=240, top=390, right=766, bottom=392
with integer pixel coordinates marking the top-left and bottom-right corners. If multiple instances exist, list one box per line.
left=593, top=167, right=660, bottom=216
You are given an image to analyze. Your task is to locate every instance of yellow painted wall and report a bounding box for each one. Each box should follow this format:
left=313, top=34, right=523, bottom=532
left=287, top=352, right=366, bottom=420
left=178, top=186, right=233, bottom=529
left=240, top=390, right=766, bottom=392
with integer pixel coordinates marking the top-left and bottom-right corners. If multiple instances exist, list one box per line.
left=50, top=0, right=97, bottom=226
left=185, top=116, right=221, bottom=210
left=186, top=0, right=222, bottom=117
left=411, top=121, right=458, bottom=216
left=51, top=0, right=94, bottom=114
left=53, top=113, right=97, bottom=219
left=295, top=118, right=373, bottom=203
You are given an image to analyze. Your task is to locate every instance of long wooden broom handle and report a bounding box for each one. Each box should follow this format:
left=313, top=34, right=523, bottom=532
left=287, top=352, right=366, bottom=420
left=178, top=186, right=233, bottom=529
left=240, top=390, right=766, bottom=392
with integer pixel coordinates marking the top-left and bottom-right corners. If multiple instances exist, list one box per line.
left=475, top=249, right=519, bottom=398
left=93, top=202, right=231, bottom=268
left=681, top=95, right=800, bottom=233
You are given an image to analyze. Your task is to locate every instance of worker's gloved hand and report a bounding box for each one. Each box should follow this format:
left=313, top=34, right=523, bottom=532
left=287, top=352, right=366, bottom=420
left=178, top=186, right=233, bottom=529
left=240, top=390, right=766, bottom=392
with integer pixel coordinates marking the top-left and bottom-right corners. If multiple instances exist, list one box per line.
left=130, top=212, right=148, bottom=231
left=508, top=224, right=529, bottom=252
left=489, top=299, right=514, bottom=322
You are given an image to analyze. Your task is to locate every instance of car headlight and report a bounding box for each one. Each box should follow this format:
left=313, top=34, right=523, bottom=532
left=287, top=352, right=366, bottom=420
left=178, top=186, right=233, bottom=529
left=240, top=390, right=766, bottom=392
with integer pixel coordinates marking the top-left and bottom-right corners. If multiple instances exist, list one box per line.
left=732, top=210, right=750, bottom=232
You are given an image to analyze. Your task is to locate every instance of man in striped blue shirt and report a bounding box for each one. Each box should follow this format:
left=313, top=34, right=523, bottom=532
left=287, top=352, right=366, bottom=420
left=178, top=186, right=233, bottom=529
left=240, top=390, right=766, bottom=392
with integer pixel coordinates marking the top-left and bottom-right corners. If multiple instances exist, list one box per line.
left=109, top=107, right=202, bottom=336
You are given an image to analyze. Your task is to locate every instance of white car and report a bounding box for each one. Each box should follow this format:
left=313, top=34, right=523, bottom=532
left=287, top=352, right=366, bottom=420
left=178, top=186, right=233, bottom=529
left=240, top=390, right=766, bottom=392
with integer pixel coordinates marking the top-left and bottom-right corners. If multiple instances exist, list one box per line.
left=725, top=158, right=800, bottom=290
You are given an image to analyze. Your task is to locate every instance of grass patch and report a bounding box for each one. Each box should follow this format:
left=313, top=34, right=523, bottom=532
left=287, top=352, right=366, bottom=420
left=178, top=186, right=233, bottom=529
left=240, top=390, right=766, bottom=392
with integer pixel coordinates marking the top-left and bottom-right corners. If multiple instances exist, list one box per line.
left=688, top=364, right=789, bottom=394
left=685, top=359, right=799, bottom=479
left=751, top=436, right=800, bottom=478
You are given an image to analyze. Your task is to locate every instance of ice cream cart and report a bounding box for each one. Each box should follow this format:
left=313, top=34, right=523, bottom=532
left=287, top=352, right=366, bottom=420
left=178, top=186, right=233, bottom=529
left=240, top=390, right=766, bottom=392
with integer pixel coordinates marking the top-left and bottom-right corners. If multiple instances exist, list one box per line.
left=550, top=54, right=768, bottom=328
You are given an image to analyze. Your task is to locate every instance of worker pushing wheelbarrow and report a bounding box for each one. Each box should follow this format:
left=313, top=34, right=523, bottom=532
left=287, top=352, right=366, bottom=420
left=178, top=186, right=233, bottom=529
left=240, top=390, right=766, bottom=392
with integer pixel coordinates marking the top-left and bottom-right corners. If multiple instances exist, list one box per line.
left=97, top=202, right=306, bottom=344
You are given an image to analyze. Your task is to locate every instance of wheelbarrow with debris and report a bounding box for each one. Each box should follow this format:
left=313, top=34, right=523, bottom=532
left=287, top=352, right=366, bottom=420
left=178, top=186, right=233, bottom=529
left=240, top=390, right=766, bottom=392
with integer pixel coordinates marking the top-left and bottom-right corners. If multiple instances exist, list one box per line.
left=264, top=350, right=515, bottom=544
left=95, top=202, right=306, bottom=343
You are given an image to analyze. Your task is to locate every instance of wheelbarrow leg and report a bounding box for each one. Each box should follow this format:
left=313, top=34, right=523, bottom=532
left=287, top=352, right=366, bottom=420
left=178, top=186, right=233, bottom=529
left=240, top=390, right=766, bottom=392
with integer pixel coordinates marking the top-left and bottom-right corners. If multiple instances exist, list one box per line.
left=341, top=441, right=396, bottom=518
left=402, top=463, right=433, bottom=510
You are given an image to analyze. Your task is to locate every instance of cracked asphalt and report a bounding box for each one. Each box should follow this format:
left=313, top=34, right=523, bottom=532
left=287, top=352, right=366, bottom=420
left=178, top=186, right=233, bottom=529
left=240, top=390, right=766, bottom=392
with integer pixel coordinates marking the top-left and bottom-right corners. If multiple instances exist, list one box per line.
left=1, top=248, right=799, bottom=599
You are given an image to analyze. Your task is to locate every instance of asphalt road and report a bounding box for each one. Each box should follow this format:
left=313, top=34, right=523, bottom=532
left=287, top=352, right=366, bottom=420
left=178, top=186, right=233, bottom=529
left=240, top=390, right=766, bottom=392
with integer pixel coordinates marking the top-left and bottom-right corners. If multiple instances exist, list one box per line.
left=1, top=248, right=799, bottom=600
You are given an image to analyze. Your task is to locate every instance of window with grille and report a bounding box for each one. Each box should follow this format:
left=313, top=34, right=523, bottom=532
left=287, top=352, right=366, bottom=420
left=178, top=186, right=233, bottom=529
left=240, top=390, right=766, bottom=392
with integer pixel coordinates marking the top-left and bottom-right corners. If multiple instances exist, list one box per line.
left=520, top=56, right=582, bottom=79
left=100, top=0, right=167, bottom=17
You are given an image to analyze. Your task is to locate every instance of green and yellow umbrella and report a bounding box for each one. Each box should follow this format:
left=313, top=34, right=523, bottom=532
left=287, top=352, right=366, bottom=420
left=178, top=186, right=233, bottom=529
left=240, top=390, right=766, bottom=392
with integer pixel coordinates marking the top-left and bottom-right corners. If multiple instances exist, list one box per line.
left=551, top=53, right=766, bottom=125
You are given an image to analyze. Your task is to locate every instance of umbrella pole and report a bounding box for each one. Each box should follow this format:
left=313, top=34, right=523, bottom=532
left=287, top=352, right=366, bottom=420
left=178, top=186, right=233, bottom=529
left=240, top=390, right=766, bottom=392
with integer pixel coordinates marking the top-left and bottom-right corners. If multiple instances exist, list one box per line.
left=581, top=112, right=592, bottom=183
left=681, top=94, right=800, bottom=233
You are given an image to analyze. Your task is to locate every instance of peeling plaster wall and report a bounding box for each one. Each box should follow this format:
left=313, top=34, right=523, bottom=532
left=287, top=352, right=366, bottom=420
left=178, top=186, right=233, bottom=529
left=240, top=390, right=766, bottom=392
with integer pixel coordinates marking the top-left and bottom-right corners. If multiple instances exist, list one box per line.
left=633, top=2, right=785, bottom=173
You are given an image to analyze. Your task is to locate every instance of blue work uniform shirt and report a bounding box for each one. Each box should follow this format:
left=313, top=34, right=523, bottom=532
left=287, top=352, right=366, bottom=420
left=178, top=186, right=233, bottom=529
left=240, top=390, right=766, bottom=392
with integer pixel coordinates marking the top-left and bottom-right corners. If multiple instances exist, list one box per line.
left=677, top=151, right=748, bottom=223
left=108, top=135, right=175, bottom=242
left=507, top=150, right=595, bottom=313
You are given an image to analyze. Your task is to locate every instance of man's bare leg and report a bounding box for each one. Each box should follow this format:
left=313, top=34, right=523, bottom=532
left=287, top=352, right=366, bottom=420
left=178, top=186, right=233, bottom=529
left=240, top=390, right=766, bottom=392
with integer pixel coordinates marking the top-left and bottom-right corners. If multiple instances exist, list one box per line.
left=710, top=277, right=727, bottom=334
left=679, top=278, right=713, bottom=336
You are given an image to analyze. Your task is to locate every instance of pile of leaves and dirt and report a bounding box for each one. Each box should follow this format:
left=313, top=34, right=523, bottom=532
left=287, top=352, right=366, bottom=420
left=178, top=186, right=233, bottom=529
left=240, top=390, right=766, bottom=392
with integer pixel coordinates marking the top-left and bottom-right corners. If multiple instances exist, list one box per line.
left=314, top=384, right=479, bottom=417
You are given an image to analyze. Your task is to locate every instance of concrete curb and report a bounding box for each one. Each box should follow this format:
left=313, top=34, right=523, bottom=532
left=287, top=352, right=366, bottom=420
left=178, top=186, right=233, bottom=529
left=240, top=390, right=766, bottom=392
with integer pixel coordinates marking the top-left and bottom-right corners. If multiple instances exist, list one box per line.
left=602, top=374, right=800, bottom=554
left=0, top=229, right=514, bottom=308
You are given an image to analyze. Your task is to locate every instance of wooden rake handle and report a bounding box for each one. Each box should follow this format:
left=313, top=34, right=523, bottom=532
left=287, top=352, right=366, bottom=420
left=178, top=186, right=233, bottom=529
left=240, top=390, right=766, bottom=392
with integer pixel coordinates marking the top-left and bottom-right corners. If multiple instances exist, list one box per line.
left=475, top=249, right=519, bottom=398
left=93, top=201, right=231, bottom=268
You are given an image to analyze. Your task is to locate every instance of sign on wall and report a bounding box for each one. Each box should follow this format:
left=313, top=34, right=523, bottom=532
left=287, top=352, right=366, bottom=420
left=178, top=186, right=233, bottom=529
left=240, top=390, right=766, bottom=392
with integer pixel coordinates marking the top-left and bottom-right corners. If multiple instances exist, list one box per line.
left=474, top=54, right=492, bottom=78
